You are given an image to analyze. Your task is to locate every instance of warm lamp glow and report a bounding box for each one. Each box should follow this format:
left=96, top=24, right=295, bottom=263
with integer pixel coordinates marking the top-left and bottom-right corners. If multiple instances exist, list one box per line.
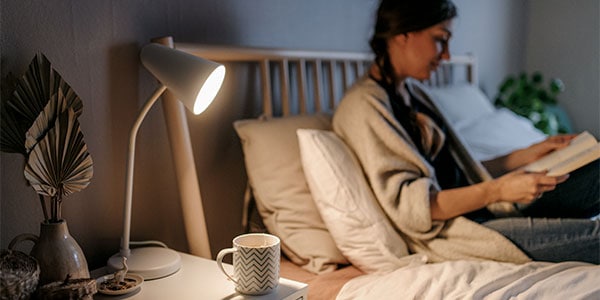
left=193, top=65, right=225, bottom=115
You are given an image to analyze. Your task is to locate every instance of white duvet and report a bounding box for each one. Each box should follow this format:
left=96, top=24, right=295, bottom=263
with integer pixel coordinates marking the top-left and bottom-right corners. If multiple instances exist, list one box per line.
left=337, top=260, right=600, bottom=300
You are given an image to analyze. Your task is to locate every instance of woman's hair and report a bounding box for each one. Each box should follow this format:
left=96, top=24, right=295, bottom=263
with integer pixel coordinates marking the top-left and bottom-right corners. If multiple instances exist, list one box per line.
left=369, top=0, right=457, bottom=154
left=370, top=0, right=457, bottom=86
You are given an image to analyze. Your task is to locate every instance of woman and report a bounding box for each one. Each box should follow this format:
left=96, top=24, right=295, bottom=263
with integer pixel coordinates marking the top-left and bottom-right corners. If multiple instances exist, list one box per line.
left=333, top=0, right=599, bottom=263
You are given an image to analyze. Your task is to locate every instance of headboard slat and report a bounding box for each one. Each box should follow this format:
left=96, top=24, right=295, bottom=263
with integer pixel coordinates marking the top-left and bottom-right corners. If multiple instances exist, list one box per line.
left=312, top=60, right=324, bottom=112
left=341, top=60, right=349, bottom=91
left=327, top=61, right=337, bottom=110
left=279, top=59, right=291, bottom=116
left=297, top=59, right=308, bottom=114
left=151, top=37, right=211, bottom=259
left=260, top=59, right=273, bottom=117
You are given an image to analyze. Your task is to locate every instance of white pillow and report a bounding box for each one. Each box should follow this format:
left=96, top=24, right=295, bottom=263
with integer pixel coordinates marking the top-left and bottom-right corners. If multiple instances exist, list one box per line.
left=426, top=84, right=495, bottom=125
left=297, top=129, right=421, bottom=274
left=454, top=108, right=547, bottom=161
left=426, top=84, right=547, bottom=160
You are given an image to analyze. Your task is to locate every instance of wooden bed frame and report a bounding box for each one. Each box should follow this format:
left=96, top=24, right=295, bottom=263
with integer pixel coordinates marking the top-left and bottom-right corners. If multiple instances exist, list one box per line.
left=151, top=36, right=477, bottom=291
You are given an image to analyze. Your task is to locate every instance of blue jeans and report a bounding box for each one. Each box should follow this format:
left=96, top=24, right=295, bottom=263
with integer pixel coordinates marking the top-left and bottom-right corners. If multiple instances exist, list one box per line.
left=482, top=160, right=600, bottom=264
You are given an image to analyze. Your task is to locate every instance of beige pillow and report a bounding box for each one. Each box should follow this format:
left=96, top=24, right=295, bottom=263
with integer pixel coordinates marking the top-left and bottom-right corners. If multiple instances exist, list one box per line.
left=233, top=113, right=348, bottom=274
left=297, top=129, right=418, bottom=274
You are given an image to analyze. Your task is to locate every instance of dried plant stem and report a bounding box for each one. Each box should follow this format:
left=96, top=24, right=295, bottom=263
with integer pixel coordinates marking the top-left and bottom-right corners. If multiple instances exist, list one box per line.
left=39, top=194, right=49, bottom=221
left=56, top=197, right=62, bottom=221
left=50, top=186, right=64, bottom=222
left=50, top=195, right=63, bottom=223
left=51, top=197, right=57, bottom=223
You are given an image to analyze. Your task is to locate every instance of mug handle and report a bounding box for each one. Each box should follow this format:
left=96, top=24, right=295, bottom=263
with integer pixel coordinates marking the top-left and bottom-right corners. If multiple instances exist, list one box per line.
left=8, top=233, right=39, bottom=251
left=216, top=247, right=238, bottom=284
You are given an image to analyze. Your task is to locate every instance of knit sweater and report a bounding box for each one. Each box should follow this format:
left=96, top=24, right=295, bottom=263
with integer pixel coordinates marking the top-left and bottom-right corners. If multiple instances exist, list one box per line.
left=332, top=76, right=530, bottom=263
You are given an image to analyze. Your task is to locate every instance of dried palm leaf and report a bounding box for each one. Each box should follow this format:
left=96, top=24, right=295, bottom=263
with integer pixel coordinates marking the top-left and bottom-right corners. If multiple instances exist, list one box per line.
left=0, top=106, right=29, bottom=154
left=1, top=54, right=82, bottom=154
left=25, top=88, right=70, bottom=153
left=24, top=106, right=93, bottom=200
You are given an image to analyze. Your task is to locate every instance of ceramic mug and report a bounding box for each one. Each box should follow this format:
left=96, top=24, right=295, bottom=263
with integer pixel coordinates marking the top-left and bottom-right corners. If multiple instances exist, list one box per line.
left=216, top=233, right=280, bottom=295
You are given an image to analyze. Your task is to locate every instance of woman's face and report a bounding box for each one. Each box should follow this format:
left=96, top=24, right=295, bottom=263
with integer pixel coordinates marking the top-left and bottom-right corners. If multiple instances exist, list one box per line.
left=388, top=19, right=453, bottom=81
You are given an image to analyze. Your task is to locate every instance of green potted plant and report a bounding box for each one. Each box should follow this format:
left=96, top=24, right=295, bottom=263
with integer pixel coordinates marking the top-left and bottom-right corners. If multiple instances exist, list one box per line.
left=2, top=54, right=93, bottom=285
left=494, top=71, right=572, bottom=135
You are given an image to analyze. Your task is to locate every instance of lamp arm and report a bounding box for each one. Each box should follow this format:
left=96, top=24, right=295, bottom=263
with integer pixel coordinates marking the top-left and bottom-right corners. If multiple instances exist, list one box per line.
left=120, top=84, right=168, bottom=258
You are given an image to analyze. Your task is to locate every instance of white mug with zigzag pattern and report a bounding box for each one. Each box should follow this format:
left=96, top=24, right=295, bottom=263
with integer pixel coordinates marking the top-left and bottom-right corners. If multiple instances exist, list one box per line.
left=216, top=233, right=281, bottom=295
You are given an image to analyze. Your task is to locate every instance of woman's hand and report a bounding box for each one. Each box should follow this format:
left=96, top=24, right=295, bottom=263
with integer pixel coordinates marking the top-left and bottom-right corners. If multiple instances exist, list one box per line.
left=492, top=169, right=570, bottom=204
left=521, top=135, right=578, bottom=165
left=483, top=134, right=577, bottom=176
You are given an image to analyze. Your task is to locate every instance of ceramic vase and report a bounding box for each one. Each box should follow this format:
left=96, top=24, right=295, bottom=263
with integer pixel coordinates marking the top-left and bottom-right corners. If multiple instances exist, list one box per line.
left=10, top=220, right=90, bottom=285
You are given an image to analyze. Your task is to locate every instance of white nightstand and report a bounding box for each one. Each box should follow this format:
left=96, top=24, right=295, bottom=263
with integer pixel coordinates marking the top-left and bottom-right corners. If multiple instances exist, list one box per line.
left=92, top=252, right=308, bottom=299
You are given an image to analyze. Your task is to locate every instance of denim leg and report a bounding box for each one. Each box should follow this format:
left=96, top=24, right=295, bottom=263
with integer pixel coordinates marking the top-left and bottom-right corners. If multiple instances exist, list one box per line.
left=520, top=160, right=600, bottom=218
left=482, top=218, right=600, bottom=264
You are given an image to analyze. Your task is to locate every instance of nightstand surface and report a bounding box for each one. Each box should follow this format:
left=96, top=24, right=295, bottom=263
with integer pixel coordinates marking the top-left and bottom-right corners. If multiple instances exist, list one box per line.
left=93, top=252, right=307, bottom=300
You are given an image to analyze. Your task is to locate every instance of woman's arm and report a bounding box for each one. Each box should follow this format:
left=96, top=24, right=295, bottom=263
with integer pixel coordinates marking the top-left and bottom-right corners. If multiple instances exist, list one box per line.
left=430, top=170, right=569, bottom=220
left=482, top=147, right=534, bottom=177
left=482, top=135, right=577, bottom=177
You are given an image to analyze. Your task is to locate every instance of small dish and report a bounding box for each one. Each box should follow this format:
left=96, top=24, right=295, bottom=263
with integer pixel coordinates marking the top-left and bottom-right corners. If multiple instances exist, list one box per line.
left=96, top=273, right=144, bottom=296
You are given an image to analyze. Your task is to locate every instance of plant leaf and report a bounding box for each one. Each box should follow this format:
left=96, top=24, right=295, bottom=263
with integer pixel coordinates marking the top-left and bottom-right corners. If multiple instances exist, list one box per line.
left=0, top=105, right=30, bottom=153
left=1, top=53, right=83, bottom=154
left=25, top=88, right=70, bottom=153
left=24, top=108, right=93, bottom=197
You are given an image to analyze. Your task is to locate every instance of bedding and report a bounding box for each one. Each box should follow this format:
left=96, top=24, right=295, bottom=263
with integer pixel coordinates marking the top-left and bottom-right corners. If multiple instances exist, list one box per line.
left=425, top=84, right=496, bottom=125
left=426, top=84, right=547, bottom=161
left=338, top=260, right=600, bottom=299
left=452, top=108, right=547, bottom=161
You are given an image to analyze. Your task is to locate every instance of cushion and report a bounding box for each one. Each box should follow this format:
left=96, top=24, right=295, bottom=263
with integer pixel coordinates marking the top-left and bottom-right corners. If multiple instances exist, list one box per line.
left=426, top=84, right=495, bottom=125
left=426, top=84, right=547, bottom=160
left=297, top=129, right=422, bottom=274
left=454, top=108, right=547, bottom=161
left=233, top=113, right=347, bottom=274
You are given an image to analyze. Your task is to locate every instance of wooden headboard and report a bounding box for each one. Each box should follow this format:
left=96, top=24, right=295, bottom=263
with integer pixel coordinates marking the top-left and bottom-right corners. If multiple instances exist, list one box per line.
left=176, top=43, right=374, bottom=117
left=151, top=36, right=477, bottom=259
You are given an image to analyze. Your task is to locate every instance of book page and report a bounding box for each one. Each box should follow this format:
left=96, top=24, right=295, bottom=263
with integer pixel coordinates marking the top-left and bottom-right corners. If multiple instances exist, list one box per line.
left=547, top=143, right=600, bottom=176
left=524, top=131, right=598, bottom=173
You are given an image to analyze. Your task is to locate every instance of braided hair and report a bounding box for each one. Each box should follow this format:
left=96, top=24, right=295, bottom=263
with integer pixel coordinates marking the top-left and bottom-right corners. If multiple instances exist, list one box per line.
left=369, top=0, right=457, bottom=152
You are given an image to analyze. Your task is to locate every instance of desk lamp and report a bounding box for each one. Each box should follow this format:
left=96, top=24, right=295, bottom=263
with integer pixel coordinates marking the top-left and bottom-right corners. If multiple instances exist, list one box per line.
left=108, top=43, right=225, bottom=279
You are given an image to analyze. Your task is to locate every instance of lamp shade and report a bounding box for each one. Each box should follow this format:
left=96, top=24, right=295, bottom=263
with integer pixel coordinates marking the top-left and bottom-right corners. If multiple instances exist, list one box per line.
left=140, top=43, right=225, bottom=115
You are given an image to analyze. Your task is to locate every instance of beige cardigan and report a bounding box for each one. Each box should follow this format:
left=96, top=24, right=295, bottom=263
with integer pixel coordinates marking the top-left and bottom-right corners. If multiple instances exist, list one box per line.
left=332, top=76, right=530, bottom=263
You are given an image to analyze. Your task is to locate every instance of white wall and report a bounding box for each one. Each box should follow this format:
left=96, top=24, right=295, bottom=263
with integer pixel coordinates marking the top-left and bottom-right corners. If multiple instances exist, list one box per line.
left=525, top=0, right=599, bottom=137
left=452, top=0, right=529, bottom=96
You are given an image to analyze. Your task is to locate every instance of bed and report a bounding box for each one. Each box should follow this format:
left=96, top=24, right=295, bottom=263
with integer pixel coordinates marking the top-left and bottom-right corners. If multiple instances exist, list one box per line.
left=159, top=37, right=599, bottom=299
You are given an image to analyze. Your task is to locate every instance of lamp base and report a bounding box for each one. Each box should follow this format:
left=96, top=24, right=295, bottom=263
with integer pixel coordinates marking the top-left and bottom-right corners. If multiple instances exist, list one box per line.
left=108, top=247, right=181, bottom=280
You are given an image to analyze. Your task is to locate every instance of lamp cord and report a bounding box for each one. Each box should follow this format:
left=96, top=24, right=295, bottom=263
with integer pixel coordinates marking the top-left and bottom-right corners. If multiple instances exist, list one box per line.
left=129, top=240, right=169, bottom=248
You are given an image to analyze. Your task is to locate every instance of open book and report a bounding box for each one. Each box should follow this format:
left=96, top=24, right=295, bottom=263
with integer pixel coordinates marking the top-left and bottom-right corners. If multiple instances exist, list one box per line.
left=523, top=131, right=600, bottom=176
